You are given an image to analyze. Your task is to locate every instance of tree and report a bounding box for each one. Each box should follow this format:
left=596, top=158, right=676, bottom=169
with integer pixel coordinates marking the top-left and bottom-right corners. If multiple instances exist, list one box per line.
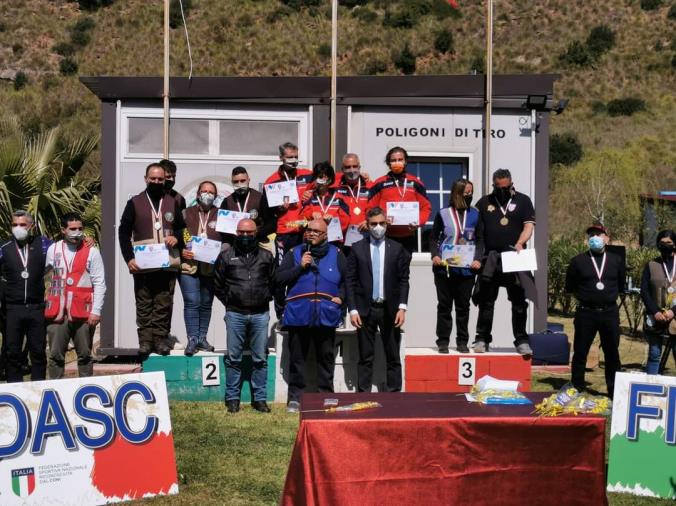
left=0, top=116, right=101, bottom=240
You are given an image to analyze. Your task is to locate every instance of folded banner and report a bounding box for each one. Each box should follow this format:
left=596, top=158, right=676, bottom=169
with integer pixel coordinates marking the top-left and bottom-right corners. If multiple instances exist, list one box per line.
left=0, top=372, right=178, bottom=505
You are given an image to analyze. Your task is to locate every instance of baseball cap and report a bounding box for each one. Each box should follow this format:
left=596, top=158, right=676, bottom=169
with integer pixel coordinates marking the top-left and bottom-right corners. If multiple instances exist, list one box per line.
left=586, top=224, right=608, bottom=236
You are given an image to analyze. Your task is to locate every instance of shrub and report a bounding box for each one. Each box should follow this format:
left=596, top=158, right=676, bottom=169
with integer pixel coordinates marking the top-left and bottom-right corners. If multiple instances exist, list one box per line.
left=281, top=0, right=321, bottom=10
left=59, top=58, right=79, bottom=75
left=431, top=0, right=461, bottom=20
left=352, top=6, right=378, bottom=22
left=547, top=237, right=586, bottom=314
left=73, top=17, right=96, bottom=32
left=70, top=29, right=91, bottom=47
left=559, top=40, right=593, bottom=67
left=339, top=0, right=370, bottom=6
left=606, top=97, right=646, bottom=116
left=169, top=0, right=192, bottom=29
left=52, top=42, right=75, bottom=56
left=12, top=43, right=23, bottom=55
left=266, top=6, right=292, bottom=22
left=586, top=25, right=615, bottom=58
left=383, top=8, right=417, bottom=28
left=14, top=71, right=28, bottom=91
left=360, top=57, right=387, bottom=75
left=393, top=44, right=416, bottom=74
left=590, top=100, right=606, bottom=115
left=640, top=0, right=663, bottom=10
left=434, top=28, right=454, bottom=53
left=76, top=0, right=114, bottom=10
left=550, top=132, right=583, bottom=166
left=468, top=54, right=484, bottom=74
left=317, top=43, right=331, bottom=58
left=0, top=22, right=6, bottom=32
left=668, top=4, right=676, bottom=19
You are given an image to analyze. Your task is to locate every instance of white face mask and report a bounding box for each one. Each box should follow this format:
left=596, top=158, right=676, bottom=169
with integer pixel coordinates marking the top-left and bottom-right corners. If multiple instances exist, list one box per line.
left=233, top=183, right=249, bottom=192
left=315, top=178, right=329, bottom=186
left=66, top=230, right=84, bottom=243
left=369, top=224, right=386, bottom=240
left=199, top=192, right=215, bottom=206
left=283, top=157, right=299, bottom=168
left=12, top=226, right=29, bottom=242
left=343, top=170, right=360, bottom=181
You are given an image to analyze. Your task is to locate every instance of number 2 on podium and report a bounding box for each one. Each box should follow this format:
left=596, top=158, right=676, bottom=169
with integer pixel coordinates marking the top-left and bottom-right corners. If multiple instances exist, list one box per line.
left=202, top=356, right=221, bottom=386
left=458, top=357, right=476, bottom=386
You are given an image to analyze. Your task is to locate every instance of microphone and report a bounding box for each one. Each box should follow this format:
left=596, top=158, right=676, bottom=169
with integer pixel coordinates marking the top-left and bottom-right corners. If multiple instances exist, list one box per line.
left=305, top=240, right=318, bottom=271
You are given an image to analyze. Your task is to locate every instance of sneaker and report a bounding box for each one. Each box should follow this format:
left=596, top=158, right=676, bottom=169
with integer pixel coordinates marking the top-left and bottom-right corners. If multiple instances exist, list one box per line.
left=184, top=338, right=198, bottom=357
left=516, top=342, right=533, bottom=357
left=456, top=344, right=470, bottom=353
left=195, top=339, right=215, bottom=353
left=252, top=400, right=272, bottom=413
left=472, top=340, right=487, bottom=353
left=286, top=400, right=300, bottom=414
left=438, top=345, right=450, bottom=354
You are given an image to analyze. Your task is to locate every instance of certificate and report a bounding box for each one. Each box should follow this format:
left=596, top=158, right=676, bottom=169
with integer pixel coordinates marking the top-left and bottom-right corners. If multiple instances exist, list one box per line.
left=216, top=209, right=250, bottom=234
left=264, top=180, right=299, bottom=207
left=190, top=236, right=222, bottom=264
left=386, top=201, right=419, bottom=226
left=327, top=217, right=343, bottom=242
left=133, top=244, right=170, bottom=269
left=344, top=225, right=365, bottom=247
left=501, top=249, right=538, bottom=273
left=441, top=243, right=476, bottom=268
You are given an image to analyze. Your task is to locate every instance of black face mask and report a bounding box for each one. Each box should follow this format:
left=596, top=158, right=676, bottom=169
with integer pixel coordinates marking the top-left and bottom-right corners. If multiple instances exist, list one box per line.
left=164, top=179, right=176, bottom=191
left=147, top=182, right=165, bottom=198
left=234, top=187, right=248, bottom=196
left=658, top=243, right=675, bottom=257
left=494, top=186, right=512, bottom=203
left=463, top=195, right=473, bottom=208
left=235, top=235, right=257, bottom=253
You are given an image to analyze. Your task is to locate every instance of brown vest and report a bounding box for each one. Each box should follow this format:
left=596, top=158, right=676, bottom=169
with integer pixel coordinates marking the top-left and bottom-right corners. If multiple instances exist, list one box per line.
left=183, top=206, right=221, bottom=241
left=222, top=189, right=264, bottom=227
left=132, top=191, right=178, bottom=242
left=648, top=259, right=676, bottom=309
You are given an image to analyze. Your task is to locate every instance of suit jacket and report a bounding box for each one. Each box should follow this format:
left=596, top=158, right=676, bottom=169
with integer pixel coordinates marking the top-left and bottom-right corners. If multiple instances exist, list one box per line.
left=346, top=237, right=410, bottom=317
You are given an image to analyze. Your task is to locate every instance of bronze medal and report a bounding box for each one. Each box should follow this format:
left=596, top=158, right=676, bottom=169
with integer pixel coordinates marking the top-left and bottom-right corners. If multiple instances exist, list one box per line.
left=457, top=237, right=466, bottom=245
left=500, top=217, right=509, bottom=226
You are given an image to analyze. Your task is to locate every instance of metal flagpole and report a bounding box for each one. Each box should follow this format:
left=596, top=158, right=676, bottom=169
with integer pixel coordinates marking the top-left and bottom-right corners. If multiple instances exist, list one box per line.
left=163, top=0, right=170, bottom=159
left=330, top=0, right=338, bottom=167
left=484, top=0, right=493, bottom=194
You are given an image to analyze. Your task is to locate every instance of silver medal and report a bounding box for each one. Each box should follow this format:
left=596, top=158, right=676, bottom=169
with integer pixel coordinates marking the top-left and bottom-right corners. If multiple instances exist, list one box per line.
left=596, top=281, right=605, bottom=290
left=21, top=270, right=29, bottom=279
left=66, top=277, right=75, bottom=286
left=154, top=222, right=162, bottom=231
left=668, top=287, right=675, bottom=294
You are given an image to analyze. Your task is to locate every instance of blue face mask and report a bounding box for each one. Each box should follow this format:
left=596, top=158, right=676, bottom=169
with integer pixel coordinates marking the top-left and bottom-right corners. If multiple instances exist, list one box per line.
left=588, top=236, right=605, bottom=252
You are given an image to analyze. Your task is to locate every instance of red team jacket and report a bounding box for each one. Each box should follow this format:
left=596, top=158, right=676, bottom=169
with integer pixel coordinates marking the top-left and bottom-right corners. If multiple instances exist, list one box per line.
left=264, top=168, right=313, bottom=235
left=335, top=175, right=373, bottom=227
left=300, top=189, right=351, bottom=233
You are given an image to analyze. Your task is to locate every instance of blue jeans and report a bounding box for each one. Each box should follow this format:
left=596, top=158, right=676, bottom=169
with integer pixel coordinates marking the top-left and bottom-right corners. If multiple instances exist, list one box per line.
left=646, top=333, right=676, bottom=374
left=225, top=310, right=270, bottom=401
left=178, top=274, right=215, bottom=341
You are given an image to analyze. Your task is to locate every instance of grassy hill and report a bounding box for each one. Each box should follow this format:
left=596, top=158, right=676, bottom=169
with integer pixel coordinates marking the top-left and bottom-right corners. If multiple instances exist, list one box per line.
left=1, top=0, right=674, bottom=236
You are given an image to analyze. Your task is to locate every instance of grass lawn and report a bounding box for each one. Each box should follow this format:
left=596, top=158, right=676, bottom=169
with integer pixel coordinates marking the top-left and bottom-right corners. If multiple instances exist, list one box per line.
left=134, top=316, right=675, bottom=505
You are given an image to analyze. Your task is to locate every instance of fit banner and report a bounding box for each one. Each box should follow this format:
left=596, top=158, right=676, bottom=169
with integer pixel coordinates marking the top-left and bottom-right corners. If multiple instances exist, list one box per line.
left=0, top=372, right=178, bottom=505
left=607, top=372, right=676, bottom=499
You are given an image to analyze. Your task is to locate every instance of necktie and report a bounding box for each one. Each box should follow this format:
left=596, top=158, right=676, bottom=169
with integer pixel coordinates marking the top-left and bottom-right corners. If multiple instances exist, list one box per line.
left=372, top=242, right=380, bottom=301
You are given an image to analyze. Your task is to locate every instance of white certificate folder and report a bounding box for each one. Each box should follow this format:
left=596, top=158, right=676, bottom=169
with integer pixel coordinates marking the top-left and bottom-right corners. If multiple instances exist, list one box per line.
left=501, top=249, right=538, bottom=273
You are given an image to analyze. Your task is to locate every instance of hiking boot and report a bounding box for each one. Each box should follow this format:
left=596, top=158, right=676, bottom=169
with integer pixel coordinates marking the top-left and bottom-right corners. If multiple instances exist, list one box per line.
left=184, top=338, right=198, bottom=357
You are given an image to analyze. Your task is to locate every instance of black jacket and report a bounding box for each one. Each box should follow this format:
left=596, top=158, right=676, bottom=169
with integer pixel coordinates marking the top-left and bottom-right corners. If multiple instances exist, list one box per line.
left=0, top=235, right=51, bottom=305
left=345, top=237, right=410, bottom=318
left=214, top=244, right=276, bottom=314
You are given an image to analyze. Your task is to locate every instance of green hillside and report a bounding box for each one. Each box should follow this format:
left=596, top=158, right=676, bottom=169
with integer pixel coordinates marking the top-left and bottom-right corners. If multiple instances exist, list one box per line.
left=1, top=0, right=674, bottom=238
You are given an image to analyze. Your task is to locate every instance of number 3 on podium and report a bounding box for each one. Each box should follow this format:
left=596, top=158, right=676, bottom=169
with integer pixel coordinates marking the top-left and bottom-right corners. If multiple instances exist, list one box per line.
left=202, top=356, right=221, bottom=386
left=458, top=357, right=476, bottom=386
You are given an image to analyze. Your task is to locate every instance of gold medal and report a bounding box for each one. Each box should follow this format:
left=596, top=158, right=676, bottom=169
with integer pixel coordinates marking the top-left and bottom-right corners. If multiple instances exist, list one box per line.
left=500, top=217, right=509, bottom=226
left=353, top=207, right=361, bottom=216
left=457, top=237, right=466, bottom=245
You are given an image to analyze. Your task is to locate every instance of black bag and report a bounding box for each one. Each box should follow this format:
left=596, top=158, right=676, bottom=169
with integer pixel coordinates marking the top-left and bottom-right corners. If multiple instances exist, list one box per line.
left=529, top=330, right=570, bottom=365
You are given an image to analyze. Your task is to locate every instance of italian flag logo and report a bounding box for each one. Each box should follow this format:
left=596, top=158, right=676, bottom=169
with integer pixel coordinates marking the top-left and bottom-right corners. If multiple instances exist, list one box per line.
left=11, top=467, right=35, bottom=498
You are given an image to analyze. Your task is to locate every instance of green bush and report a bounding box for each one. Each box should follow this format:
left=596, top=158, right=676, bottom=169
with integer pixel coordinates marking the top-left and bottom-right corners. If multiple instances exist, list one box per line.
left=280, top=0, right=321, bottom=10
left=550, top=132, right=583, bottom=166
left=12, top=43, right=23, bottom=55
left=547, top=237, right=586, bottom=314
left=70, top=29, right=91, bottom=47
left=586, top=25, right=615, bottom=58
left=559, top=40, right=593, bottom=67
left=668, top=4, right=676, bottom=19
left=266, top=6, right=293, bottom=22
left=624, top=247, right=660, bottom=334
left=0, top=22, right=6, bottom=32
left=352, top=6, right=378, bottom=22
left=640, top=0, right=663, bottom=10
left=14, top=71, right=28, bottom=91
left=59, top=57, right=79, bottom=76
left=169, top=0, right=192, bottom=29
left=52, top=42, right=75, bottom=57
left=434, top=28, right=454, bottom=53
left=76, top=0, right=114, bottom=10
left=431, top=0, right=461, bottom=20
left=383, top=8, right=417, bottom=28
left=590, top=100, right=606, bottom=114
left=393, top=44, right=416, bottom=74
left=606, top=97, right=646, bottom=116
left=339, top=0, right=371, bottom=6
left=73, top=17, right=96, bottom=32
left=468, top=54, right=484, bottom=74
left=317, top=43, right=331, bottom=58
left=360, top=57, right=388, bottom=75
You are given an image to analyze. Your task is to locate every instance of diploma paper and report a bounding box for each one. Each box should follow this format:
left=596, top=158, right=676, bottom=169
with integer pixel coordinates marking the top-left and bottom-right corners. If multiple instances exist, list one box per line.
left=501, top=249, right=538, bottom=273
left=344, top=225, right=365, bottom=247
left=441, top=243, right=476, bottom=268
left=190, top=236, right=222, bottom=264
left=133, top=244, right=170, bottom=269
left=264, top=180, right=299, bottom=207
left=386, top=201, right=419, bottom=226
left=327, top=217, right=343, bottom=242
left=216, top=209, right=251, bottom=234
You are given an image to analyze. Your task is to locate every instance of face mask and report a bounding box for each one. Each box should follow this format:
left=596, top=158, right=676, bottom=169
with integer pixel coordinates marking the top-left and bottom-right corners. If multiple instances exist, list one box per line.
left=588, top=236, right=605, bottom=252
left=494, top=186, right=512, bottom=201
left=315, top=178, right=329, bottom=186
left=199, top=192, right=215, bottom=206
left=370, top=224, right=386, bottom=240
left=147, top=182, right=165, bottom=198
left=66, top=230, right=84, bottom=243
left=283, top=158, right=299, bottom=169
left=658, top=243, right=674, bottom=256
left=463, top=195, right=473, bottom=208
left=12, top=226, right=29, bottom=242
left=164, top=179, right=175, bottom=191
left=235, top=235, right=257, bottom=252
left=343, top=170, right=360, bottom=182
left=390, top=161, right=405, bottom=175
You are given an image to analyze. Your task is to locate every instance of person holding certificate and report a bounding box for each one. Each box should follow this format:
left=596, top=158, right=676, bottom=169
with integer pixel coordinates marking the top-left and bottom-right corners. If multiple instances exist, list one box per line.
left=472, top=169, right=536, bottom=356
left=300, top=162, right=350, bottom=245
left=565, top=224, right=624, bottom=397
left=367, top=146, right=431, bottom=254
left=118, top=163, right=185, bottom=356
left=179, top=181, right=222, bottom=356
left=430, top=179, right=479, bottom=354
left=336, top=153, right=372, bottom=253
left=220, top=166, right=273, bottom=246
left=264, top=142, right=314, bottom=319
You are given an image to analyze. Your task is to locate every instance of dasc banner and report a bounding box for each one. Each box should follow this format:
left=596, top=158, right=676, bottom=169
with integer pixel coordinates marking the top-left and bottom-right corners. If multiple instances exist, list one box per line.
left=607, top=372, right=676, bottom=499
left=0, top=372, right=178, bottom=505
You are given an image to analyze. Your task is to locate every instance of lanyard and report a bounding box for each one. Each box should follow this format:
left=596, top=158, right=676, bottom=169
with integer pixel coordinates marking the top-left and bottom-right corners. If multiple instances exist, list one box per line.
left=393, top=176, right=408, bottom=200
left=146, top=192, right=164, bottom=229
left=197, top=208, right=211, bottom=237
left=663, top=258, right=675, bottom=285
left=345, top=179, right=362, bottom=203
left=317, top=191, right=337, bottom=215
left=589, top=252, right=607, bottom=282
left=61, top=241, right=77, bottom=277
left=450, top=208, right=467, bottom=243
left=15, top=243, right=28, bottom=271
left=235, top=191, right=250, bottom=213
left=494, top=196, right=513, bottom=218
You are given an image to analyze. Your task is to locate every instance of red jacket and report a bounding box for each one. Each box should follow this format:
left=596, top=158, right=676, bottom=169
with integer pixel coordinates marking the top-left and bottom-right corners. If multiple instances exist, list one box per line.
left=367, top=172, right=432, bottom=238
left=264, top=167, right=313, bottom=235
left=335, top=175, right=373, bottom=226
left=300, top=189, right=351, bottom=234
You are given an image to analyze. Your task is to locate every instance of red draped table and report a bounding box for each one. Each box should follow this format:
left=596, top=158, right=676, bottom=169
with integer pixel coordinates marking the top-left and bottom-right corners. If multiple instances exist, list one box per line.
left=281, top=392, right=607, bottom=506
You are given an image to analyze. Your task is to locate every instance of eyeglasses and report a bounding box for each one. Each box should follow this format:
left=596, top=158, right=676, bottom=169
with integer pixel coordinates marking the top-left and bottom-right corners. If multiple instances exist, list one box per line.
left=306, top=228, right=325, bottom=235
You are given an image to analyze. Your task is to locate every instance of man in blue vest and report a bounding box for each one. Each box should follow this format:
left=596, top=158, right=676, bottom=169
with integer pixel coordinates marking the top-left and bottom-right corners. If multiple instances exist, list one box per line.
left=276, top=219, right=347, bottom=413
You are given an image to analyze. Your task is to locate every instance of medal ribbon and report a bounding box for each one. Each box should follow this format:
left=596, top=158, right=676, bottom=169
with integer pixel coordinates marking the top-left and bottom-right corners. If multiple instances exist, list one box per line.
left=589, top=252, right=607, bottom=283
left=146, top=191, right=164, bottom=239
left=450, top=208, right=467, bottom=244
left=494, top=196, right=513, bottom=219
left=197, top=208, right=211, bottom=237
left=663, top=258, right=675, bottom=285
left=393, top=176, right=409, bottom=200
left=345, top=179, right=361, bottom=204
left=15, top=243, right=29, bottom=273
left=317, top=191, right=337, bottom=216
left=61, top=241, right=78, bottom=282
left=235, top=191, right=251, bottom=213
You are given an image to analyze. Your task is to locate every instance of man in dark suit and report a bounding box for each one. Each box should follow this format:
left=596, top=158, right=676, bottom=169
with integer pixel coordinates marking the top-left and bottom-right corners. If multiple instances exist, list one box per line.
left=346, top=207, right=411, bottom=392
